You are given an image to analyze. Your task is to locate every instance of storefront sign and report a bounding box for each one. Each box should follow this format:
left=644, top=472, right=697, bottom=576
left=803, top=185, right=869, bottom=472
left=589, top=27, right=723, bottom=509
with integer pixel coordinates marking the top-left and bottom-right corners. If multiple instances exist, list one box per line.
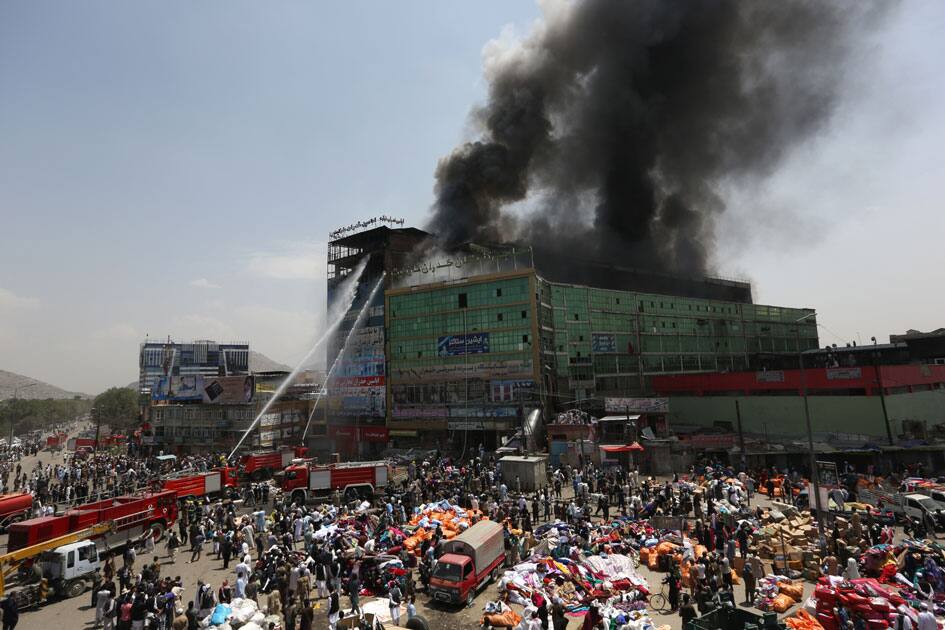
left=591, top=333, right=617, bottom=353
left=827, top=367, right=862, bottom=381
left=755, top=370, right=785, bottom=383
left=604, top=397, right=669, bottom=413
left=437, top=333, right=490, bottom=357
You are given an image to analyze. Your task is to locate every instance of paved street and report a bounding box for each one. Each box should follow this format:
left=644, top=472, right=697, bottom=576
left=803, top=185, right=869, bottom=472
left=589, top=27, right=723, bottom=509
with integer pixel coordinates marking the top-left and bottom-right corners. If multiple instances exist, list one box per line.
left=9, top=468, right=820, bottom=630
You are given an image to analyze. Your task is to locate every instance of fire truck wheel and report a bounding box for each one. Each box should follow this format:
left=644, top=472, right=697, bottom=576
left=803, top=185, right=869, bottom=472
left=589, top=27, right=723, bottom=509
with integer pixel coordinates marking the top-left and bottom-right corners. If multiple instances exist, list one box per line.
left=149, top=522, right=166, bottom=542
left=291, top=490, right=306, bottom=505
left=404, top=614, right=430, bottom=630
left=64, top=578, right=87, bottom=599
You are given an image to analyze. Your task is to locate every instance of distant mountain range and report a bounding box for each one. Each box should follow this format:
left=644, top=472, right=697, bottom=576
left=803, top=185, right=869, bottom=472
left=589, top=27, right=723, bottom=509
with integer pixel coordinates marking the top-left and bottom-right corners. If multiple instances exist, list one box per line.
left=249, top=351, right=291, bottom=373
left=123, top=351, right=293, bottom=391
left=0, top=370, right=89, bottom=400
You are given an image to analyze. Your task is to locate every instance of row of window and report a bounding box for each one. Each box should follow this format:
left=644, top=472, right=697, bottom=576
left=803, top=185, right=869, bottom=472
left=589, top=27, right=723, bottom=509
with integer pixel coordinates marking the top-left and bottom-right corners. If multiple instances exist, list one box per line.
left=546, top=282, right=814, bottom=324
left=388, top=306, right=530, bottom=340
left=388, top=278, right=531, bottom=317
left=390, top=331, right=532, bottom=360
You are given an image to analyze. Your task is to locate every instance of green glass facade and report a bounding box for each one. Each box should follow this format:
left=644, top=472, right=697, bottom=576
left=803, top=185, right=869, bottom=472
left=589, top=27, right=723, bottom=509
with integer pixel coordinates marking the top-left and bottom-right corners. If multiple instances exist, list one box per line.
left=540, top=280, right=819, bottom=402
left=384, top=267, right=818, bottom=439
left=386, top=271, right=540, bottom=438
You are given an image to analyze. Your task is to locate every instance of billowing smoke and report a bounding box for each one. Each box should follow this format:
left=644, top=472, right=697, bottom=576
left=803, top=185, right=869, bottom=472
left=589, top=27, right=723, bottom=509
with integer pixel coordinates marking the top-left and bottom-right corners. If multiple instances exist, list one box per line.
left=428, top=0, right=884, bottom=275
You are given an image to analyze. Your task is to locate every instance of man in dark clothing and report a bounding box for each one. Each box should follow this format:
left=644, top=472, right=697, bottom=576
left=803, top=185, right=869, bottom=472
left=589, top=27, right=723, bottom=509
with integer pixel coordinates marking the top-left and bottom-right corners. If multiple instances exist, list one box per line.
left=185, top=601, right=199, bottom=630
left=346, top=574, right=361, bottom=614
left=679, top=594, right=698, bottom=627
left=327, top=586, right=340, bottom=630
left=551, top=598, right=568, bottom=630
left=299, top=599, right=314, bottom=630
left=1, top=596, right=19, bottom=630
left=221, top=537, right=232, bottom=570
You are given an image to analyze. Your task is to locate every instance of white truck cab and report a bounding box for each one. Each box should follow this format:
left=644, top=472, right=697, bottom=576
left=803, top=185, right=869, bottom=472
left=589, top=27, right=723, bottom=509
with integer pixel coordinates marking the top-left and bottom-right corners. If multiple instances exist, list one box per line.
left=38, top=540, right=102, bottom=598
left=902, top=494, right=941, bottom=522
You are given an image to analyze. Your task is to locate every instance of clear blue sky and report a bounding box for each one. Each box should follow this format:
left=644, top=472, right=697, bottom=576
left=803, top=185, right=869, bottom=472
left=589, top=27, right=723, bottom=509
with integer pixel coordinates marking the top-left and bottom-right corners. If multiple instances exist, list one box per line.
left=1, top=2, right=943, bottom=394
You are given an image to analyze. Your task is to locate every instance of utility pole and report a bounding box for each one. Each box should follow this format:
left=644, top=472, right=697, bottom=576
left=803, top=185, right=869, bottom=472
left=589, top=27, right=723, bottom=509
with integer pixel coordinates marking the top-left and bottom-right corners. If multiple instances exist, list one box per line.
left=735, top=399, right=746, bottom=468
left=871, top=351, right=894, bottom=445
left=795, top=312, right=827, bottom=553
left=92, top=406, right=102, bottom=453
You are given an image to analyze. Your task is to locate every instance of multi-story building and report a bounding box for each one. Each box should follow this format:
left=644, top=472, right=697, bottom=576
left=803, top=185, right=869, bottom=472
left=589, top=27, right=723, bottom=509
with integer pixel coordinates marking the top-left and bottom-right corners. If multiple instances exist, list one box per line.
left=138, top=339, right=249, bottom=395
left=147, top=371, right=320, bottom=455
left=384, top=244, right=819, bottom=448
left=324, top=219, right=428, bottom=455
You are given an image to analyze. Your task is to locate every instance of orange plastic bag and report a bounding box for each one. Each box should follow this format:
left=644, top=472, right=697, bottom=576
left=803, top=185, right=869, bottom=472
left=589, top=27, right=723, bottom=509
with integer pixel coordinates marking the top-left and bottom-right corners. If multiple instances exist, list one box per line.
left=639, top=548, right=650, bottom=563
left=656, top=542, right=677, bottom=555
left=780, top=582, right=804, bottom=602
left=481, top=610, right=523, bottom=628
left=786, top=610, right=825, bottom=630
left=772, top=594, right=795, bottom=613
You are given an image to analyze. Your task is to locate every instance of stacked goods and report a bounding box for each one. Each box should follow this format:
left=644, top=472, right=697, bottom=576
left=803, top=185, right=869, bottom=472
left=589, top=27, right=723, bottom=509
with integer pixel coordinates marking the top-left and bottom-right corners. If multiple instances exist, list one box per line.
left=807, top=577, right=928, bottom=630
left=402, top=500, right=486, bottom=553
left=751, top=509, right=823, bottom=580
left=755, top=575, right=804, bottom=613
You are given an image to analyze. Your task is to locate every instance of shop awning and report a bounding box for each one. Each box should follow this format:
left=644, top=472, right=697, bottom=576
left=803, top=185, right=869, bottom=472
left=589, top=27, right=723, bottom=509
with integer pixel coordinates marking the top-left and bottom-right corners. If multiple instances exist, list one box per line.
left=600, top=442, right=644, bottom=453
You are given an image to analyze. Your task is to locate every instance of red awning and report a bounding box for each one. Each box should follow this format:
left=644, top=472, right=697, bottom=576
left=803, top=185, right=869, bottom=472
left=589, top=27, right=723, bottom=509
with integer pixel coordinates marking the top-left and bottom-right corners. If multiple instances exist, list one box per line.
left=600, top=442, right=645, bottom=453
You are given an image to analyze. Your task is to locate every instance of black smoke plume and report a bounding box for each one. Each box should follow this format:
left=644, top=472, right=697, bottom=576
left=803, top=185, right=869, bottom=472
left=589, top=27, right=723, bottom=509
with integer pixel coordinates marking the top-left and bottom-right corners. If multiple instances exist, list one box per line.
left=427, top=0, right=883, bottom=275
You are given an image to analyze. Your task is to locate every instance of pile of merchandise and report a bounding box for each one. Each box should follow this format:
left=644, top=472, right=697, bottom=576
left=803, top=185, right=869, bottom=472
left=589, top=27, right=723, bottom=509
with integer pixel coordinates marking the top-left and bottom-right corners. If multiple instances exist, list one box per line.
left=802, top=576, right=941, bottom=630
left=499, top=519, right=654, bottom=628
left=754, top=575, right=804, bottom=613
left=199, top=597, right=280, bottom=629
left=402, top=500, right=485, bottom=553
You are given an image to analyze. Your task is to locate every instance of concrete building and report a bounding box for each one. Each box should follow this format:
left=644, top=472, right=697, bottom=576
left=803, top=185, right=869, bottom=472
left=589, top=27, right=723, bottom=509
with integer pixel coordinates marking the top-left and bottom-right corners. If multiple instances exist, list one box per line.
left=384, top=241, right=819, bottom=449
left=653, top=357, right=945, bottom=442
left=325, top=219, right=428, bottom=456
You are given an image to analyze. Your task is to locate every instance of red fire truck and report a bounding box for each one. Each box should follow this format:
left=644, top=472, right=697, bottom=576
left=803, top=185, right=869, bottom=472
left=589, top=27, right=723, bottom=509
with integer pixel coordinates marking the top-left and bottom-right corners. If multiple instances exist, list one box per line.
left=45, top=433, right=68, bottom=450
left=160, top=468, right=239, bottom=501
left=281, top=461, right=389, bottom=504
left=240, top=446, right=308, bottom=480
left=0, top=493, right=33, bottom=530
left=6, top=490, right=178, bottom=553
left=67, top=437, right=96, bottom=451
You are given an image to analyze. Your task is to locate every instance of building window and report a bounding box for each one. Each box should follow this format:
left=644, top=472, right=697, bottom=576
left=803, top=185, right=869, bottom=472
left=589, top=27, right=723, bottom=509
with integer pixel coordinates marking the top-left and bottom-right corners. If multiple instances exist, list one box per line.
left=616, top=298, right=620, bottom=304
left=521, top=310, right=527, bottom=319
left=497, top=313, right=504, bottom=322
left=574, top=314, right=579, bottom=321
left=496, top=288, right=502, bottom=297
left=458, top=293, right=467, bottom=309
left=522, top=334, right=529, bottom=343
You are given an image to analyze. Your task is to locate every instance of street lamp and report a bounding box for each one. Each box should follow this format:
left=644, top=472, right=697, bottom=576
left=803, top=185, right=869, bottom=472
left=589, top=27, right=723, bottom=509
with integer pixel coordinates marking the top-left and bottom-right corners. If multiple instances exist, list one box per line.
left=793, top=313, right=827, bottom=552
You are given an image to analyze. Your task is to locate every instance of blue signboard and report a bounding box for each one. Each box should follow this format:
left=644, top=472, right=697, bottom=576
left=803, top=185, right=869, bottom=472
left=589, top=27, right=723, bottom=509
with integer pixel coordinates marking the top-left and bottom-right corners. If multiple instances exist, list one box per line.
left=437, top=333, right=490, bottom=357
left=592, top=333, right=617, bottom=353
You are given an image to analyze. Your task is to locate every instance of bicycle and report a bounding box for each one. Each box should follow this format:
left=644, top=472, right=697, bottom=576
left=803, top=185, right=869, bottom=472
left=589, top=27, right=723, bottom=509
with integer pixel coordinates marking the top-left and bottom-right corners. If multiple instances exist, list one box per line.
left=648, top=582, right=671, bottom=613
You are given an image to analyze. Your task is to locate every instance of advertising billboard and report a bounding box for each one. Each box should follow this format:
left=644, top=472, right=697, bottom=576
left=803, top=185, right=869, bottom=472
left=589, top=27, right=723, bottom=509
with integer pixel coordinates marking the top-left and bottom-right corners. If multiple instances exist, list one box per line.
left=151, top=376, right=203, bottom=401
left=437, top=333, right=490, bottom=357
left=202, top=375, right=255, bottom=404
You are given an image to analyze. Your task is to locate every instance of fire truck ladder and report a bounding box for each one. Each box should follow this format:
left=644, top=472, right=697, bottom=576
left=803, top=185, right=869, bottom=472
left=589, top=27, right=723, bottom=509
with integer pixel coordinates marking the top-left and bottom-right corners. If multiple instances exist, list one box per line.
left=0, top=521, right=114, bottom=597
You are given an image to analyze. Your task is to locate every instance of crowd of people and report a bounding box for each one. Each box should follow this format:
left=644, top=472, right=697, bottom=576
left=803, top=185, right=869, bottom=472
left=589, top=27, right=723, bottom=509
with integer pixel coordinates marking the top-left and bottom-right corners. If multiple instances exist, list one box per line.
left=1, top=425, right=943, bottom=630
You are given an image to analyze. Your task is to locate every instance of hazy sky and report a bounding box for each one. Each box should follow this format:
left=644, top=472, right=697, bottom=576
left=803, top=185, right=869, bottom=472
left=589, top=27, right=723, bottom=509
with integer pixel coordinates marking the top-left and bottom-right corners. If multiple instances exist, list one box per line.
left=2, top=2, right=943, bottom=394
